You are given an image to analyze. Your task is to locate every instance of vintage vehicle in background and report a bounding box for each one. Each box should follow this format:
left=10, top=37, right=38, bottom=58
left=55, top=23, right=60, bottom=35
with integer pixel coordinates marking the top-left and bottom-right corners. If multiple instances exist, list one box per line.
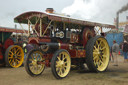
left=0, top=26, right=28, bottom=68
left=14, top=8, right=115, bottom=79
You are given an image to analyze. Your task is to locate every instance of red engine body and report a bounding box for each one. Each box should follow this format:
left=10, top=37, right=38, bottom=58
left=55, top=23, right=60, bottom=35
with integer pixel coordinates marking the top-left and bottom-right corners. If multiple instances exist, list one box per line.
left=28, top=26, right=95, bottom=66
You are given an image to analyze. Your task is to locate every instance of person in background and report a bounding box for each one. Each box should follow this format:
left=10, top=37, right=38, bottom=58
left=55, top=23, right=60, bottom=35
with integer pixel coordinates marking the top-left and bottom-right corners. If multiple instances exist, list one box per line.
left=112, top=40, right=120, bottom=66
left=17, top=35, right=23, bottom=46
left=18, top=35, right=22, bottom=42
left=11, top=35, right=16, bottom=43
left=110, top=46, right=114, bottom=62
left=122, top=40, right=128, bottom=63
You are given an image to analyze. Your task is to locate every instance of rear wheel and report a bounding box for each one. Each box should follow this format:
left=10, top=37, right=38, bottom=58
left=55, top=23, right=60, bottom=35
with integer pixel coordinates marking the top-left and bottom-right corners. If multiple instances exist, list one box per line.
left=51, top=49, right=71, bottom=79
left=86, top=36, right=110, bottom=72
left=25, top=49, right=45, bottom=76
left=5, top=45, right=24, bottom=68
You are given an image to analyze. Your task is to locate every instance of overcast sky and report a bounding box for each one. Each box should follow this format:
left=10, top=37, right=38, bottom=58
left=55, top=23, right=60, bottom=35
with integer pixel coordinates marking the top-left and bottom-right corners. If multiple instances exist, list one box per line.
left=0, top=0, right=128, bottom=29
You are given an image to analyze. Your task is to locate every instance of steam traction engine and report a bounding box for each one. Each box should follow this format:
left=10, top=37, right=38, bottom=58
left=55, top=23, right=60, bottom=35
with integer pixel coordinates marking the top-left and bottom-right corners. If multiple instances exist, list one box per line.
left=14, top=9, right=115, bottom=79
left=0, top=27, right=27, bottom=68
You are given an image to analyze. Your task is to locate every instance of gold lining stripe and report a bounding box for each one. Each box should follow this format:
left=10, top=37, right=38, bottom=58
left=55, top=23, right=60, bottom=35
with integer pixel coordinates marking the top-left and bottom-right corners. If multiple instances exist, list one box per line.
left=58, top=43, right=61, bottom=49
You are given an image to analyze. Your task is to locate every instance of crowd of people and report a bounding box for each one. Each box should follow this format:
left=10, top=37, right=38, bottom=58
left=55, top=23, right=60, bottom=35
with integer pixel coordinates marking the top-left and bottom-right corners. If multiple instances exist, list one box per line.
left=111, top=40, right=128, bottom=66
left=11, top=35, right=22, bottom=43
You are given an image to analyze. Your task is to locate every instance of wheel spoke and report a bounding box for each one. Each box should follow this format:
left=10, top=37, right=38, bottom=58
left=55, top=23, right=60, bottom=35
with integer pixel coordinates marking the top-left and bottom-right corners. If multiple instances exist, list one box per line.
left=96, top=41, right=98, bottom=45
left=60, top=68, right=62, bottom=75
left=99, top=40, right=103, bottom=46
left=93, top=55, right=98, bottom=60
left=101, top=60, right=105, bottom=65
left=56, top=64, right=60, bottom=68
left=99, top=60, right=104, bottom=67
left=36, top=64, right=39, bottom=73
left=58, top=68, right=62, bottom=75
left=64, top=62, right=67, bottom=66
left=94, top=46, right=98, bottom=51
left=102, top=54, right=106, bottom=58
left=57, top=56, right=61, bottom=61
left=13, top=48, right=16, bottom=53
left=17, top=51, right=21, bottom=55
left=9, top=59, right=13, bottom=63
left=35, top=53, right=38, bottom=58
left=62, top=55, right=66, bottom=61
left=16, top=60, right=19, bottom=65
left=9, top=51, right=14, bottom=55
left=95, top=61, right=99, bottom=67
left=30, top=65, right=34, bottom=70
left=8, top=56, right=13, bottom=59
left=101, top=46, right=106, bottom=50
left=63, top=67, right=66, bottom=72
left=94, top=60, right=98, bottom=66
left=13, top=62, right=17, bottom=66
left=31, top=55, right=34, bottom=60
left=17, top=56, right=21, bottom=60
left=16, top=48, right=20, bottom=54
left=93, top=48, right=97, bottom=52
left=95, top=47, right=99, bottom=52
left=15, top=59, right=20, bottom=62
left=56, top=67, right=59, bottom=71
left=97, top=44, right=100, bottom=50
left=17, top=54, right=22, bottom=56
left=36, top=54, right=41, bottom=59
left=93, top=51, right=99, bottom=55
left=29, top=63, right=33, bottom=66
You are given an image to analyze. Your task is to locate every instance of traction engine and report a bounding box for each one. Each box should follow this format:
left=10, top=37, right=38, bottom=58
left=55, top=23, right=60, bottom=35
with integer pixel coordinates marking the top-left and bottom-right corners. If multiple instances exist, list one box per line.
left=14, top=9, right=115, bottom=79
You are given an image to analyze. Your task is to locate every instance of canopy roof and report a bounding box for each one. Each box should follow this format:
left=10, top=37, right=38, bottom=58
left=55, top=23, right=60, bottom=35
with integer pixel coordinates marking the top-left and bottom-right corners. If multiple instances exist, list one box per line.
left=0, top=26, right=28, bottom=33
left=14, top=11, right=115, bottom=29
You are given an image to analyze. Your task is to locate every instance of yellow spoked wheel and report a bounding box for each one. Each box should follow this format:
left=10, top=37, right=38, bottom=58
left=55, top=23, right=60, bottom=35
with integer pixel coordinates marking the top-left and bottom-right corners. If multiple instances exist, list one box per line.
left=5, top=45, right=24, bottom=68
left=51, top=49, right=71, bottom=79
left=25, top=49, right=45, bottom=76
left=86, top=36, right=110, bottom=72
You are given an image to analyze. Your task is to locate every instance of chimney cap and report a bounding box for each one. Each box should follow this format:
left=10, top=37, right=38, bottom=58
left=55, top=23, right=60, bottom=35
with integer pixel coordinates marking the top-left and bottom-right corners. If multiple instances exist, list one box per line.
left=46, top=8, right=54, bottom=13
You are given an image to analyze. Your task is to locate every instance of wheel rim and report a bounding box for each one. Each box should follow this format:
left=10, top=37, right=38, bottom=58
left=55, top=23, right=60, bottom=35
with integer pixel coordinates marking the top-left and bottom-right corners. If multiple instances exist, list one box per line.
left=8, top=46, right=24, bottom=68
left=56, top=51, right=71, bottom=77
left=28, top=51, right=45, bottom=75
left=93, top=38, right=109, bottom=71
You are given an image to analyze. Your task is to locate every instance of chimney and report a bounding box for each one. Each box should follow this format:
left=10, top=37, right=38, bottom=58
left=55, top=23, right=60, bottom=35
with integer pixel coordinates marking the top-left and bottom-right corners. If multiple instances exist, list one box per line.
left=46, top=8, right=54, bottom=13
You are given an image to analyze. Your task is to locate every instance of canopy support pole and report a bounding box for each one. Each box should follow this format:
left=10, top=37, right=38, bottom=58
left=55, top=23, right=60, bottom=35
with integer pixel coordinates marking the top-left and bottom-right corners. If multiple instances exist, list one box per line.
left=28, top=20, right=30, bottom=36
left=42, top=20, right=52, bottom=37
left=28, top=19, right=39, bottom=36
left=2, top=32, right=4, bottom=43
left=40, top=18, right=42, bottom=37
left=19, top=23, right=27, bottom=34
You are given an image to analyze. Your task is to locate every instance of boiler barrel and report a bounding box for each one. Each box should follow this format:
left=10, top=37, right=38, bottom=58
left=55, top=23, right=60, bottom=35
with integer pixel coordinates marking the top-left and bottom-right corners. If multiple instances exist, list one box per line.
left=39, top=42, right=69, bottom=53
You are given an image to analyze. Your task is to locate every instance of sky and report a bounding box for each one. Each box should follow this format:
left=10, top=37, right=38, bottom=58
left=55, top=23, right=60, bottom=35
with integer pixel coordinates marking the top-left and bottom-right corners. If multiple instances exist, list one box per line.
left=0, top=0, right=128, bottom=29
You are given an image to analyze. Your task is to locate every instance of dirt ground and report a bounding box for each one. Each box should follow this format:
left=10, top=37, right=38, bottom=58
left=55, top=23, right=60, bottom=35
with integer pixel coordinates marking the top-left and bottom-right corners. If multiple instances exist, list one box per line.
left=0, top=55, right=128, bottom=85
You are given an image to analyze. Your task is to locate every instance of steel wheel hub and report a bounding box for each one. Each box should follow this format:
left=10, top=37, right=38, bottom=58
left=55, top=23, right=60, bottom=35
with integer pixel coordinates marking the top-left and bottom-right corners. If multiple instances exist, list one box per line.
left=32, top=60, right=37, bottom=65
left=28, top=51, right=45, bottom=75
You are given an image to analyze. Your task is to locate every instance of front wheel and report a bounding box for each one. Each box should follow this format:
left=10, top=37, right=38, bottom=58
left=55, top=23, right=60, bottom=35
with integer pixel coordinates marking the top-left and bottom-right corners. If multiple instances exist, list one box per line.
left=24, top=49, right=45, bottom=76
left=5, top=45, right=24, bottom=68
left=51, top=49, right=71, bottom=79
left=86, top=36, right=110, bottom=72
